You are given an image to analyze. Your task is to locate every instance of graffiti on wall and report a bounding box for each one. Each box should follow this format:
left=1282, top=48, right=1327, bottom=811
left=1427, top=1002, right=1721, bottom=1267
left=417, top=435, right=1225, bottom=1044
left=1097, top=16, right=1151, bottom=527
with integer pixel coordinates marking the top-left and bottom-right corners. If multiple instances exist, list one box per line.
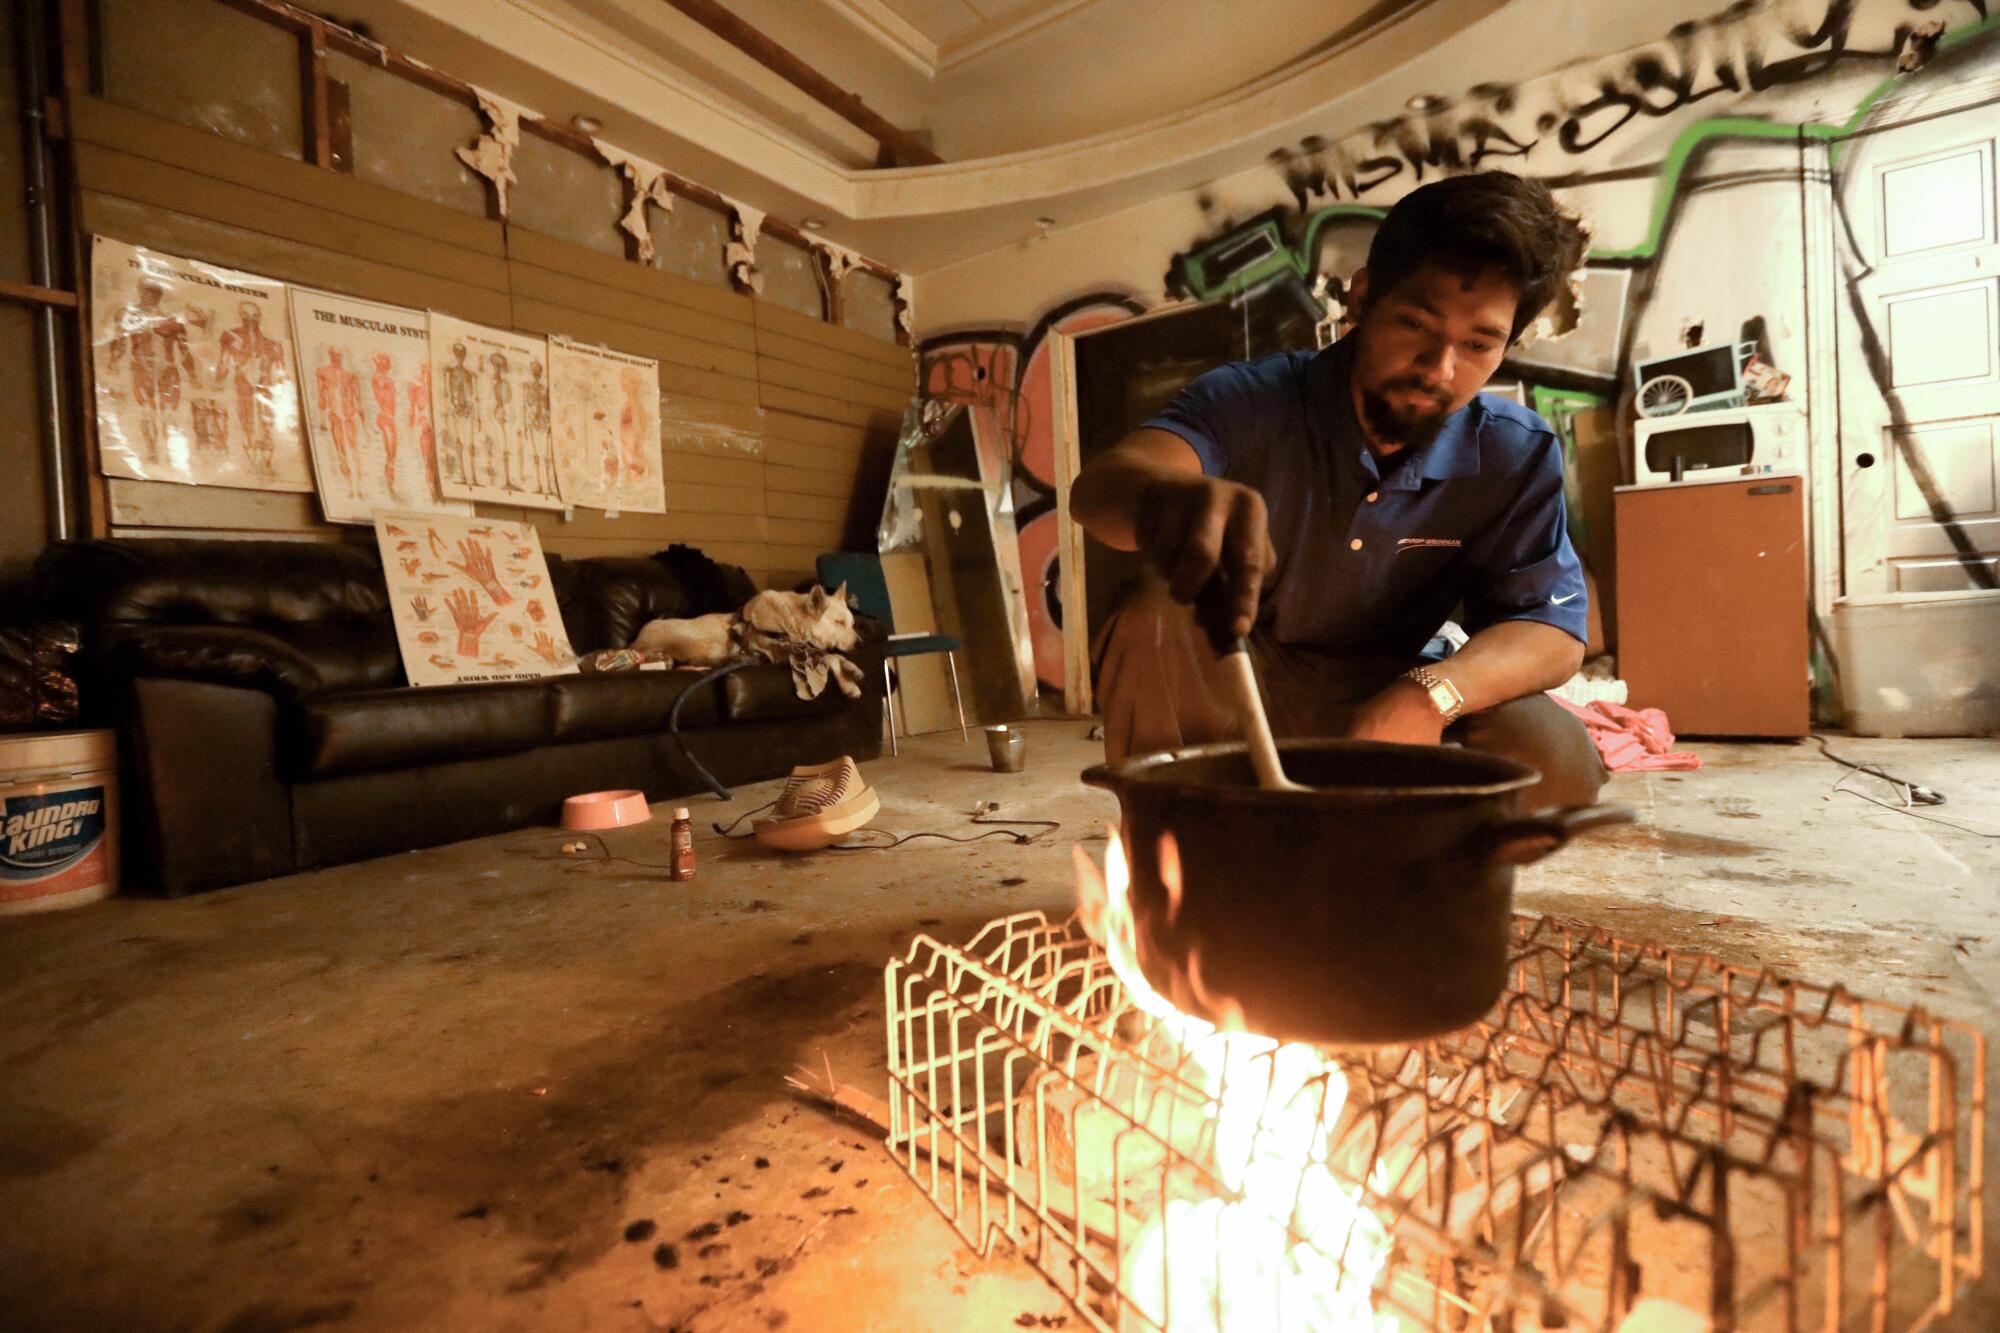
left=921, top=296, right=1144, bottom=685
left=1260, top=0, right=1980, bottom=211
left=921, top=0, right=2000, bottom=682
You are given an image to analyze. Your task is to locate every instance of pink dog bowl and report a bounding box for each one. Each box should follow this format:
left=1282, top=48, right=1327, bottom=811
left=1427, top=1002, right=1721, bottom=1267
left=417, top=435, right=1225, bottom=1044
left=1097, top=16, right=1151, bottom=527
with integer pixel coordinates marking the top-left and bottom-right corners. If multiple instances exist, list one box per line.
left=561, top=789, right=652, bottom=830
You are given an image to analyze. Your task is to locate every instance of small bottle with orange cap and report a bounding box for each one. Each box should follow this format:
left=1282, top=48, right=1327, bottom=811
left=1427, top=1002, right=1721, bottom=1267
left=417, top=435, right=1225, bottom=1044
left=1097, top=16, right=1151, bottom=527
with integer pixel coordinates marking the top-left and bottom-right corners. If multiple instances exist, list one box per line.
left=669, top=807, right=696, bottom=882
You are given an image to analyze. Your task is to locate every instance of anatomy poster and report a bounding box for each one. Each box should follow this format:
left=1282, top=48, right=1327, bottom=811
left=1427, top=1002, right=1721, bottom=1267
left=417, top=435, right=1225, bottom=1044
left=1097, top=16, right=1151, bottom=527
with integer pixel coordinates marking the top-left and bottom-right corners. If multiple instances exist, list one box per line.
left=289, top=289, right=467, bottom=525
left=89, top=236, right=312, bottom=491
left=427, top=313, right=562, bottom=510
left=549, top=337, right=666, bottom=514
left=374, top=512, right=575, bottom=687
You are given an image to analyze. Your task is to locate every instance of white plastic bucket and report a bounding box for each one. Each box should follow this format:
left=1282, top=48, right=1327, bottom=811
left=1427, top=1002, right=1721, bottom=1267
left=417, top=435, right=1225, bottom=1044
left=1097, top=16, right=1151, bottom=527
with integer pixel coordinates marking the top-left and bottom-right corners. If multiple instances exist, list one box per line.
left=1833, top=590, right=2000, bottom=738
left=0, top=730, right=119, bottom=914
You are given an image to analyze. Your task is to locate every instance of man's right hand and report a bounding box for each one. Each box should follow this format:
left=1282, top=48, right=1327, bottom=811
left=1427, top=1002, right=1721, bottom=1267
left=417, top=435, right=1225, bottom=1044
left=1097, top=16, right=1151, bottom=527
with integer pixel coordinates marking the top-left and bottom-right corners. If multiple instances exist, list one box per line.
left=1070, top=428, right=1276, bottom=644
left=1132, top=473, right=1274, bottom=643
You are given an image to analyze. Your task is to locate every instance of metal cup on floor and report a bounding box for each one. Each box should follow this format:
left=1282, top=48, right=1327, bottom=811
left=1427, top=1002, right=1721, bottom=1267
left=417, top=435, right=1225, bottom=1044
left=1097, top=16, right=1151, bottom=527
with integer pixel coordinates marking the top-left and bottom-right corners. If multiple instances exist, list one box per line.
left=985, top=724, right=1025, bottom=773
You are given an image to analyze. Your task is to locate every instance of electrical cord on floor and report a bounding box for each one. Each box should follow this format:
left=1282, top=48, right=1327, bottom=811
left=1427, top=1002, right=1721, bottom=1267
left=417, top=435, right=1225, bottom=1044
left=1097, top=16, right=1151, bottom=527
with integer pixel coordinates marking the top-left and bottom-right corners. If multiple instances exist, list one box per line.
left=824, top=814, right=1061, bottom=851
left=710, top=799, right=1060, bottom=848
left=1827, top=786, right=2000, bottom=838
left=1812, top=734, right=2000, bottom=837
left=669, top=659, right=759, bottom=802
left=712, top=801, right=779, bottom=837
left=1811, top=734, right=1946, bottom=805
left=506, top=830, right=683, bottom=871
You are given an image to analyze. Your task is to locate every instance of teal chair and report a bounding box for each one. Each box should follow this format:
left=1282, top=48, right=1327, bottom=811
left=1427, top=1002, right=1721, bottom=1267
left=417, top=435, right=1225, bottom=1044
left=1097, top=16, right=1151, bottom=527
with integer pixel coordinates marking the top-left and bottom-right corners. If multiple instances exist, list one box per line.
left=817, top=552, right=966, bottom=755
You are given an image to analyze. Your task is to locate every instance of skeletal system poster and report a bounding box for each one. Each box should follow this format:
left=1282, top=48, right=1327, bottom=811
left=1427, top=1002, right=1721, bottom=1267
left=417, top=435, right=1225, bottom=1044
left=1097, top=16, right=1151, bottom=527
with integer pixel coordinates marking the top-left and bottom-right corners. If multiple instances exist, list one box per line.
left=289, top=289, right=468, bottom=524
left=374, top=512, right=575, bottom=687
left=427, top=313, right=563, bottom=510
left=549, top=338, right=666, bottom=514
left=89, top=236, right=312, bottom=491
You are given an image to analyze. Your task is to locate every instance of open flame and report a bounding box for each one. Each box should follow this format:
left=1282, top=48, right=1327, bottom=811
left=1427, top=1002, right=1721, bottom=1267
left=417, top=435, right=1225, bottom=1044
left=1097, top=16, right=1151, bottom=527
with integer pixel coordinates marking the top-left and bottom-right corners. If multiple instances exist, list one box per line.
left=1076, top=829, right=1393, bottom=1332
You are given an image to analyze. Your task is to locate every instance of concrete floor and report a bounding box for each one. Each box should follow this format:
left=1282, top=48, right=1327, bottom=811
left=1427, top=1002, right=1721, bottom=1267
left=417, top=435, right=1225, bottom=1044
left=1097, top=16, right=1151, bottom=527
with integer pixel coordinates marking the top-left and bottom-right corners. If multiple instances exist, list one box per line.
left=2, top=720, right=1996, bottom=1332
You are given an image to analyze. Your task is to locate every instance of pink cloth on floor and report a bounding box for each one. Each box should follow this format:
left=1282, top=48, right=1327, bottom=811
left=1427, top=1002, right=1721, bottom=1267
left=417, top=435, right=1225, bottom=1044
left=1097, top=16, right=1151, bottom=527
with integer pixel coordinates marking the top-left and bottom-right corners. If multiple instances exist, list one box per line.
left=1548, top=695, right=1703, bottom=772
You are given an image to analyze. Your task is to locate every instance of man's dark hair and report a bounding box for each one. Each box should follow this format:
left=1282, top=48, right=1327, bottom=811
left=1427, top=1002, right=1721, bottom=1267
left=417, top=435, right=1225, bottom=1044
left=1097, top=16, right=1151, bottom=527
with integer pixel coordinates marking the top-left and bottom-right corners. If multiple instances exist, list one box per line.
left=1363, top=172, right=1587, bottom=342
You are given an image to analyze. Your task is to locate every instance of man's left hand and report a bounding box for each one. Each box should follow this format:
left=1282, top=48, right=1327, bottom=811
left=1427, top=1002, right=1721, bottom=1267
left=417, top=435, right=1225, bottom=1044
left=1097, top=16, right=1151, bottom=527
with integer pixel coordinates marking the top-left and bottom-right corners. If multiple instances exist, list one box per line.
left=1345, top=679, right=1446, bottom=746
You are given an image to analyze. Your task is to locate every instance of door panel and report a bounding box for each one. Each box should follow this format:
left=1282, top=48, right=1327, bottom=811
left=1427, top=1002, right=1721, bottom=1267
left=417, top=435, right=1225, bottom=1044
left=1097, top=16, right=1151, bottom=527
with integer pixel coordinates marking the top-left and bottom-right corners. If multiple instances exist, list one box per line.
left=1883, top=280, right=1995, bottom=389
left=1838, top=102, right=2000, bottom=595
left=1879, top=139, right=1992, bottom=258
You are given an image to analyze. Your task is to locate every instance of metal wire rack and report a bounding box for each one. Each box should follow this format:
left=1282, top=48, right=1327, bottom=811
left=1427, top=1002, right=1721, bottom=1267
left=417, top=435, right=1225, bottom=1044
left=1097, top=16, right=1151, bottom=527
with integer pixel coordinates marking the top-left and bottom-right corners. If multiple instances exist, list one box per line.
left=883, top=911, right=1986, bottom=1331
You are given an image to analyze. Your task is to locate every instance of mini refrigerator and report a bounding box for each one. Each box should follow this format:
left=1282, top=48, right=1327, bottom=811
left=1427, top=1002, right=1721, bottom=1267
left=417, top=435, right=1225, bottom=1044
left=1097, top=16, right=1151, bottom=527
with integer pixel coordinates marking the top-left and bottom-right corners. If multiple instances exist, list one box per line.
left=1614, top=475, right=1810, bottom=737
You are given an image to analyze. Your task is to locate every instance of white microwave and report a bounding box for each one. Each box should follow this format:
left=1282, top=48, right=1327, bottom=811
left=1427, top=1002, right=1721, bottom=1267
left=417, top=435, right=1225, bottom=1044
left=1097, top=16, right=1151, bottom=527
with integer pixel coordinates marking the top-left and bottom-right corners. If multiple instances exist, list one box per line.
left=1631, top=403, right=1806, bottom=487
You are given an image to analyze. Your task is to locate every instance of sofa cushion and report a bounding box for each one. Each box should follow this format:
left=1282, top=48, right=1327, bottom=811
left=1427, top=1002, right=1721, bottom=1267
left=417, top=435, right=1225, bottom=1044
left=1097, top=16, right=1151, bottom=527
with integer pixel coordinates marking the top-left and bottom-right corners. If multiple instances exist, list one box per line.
left=36, top=538, right=406, bottom=691
left=719, top=663, right=849, bottom=723
left=276, top=615, right=404, bottom=691
left=546, top=669, right=721, bottom=743
left=104, top=624, right=323, bottom=700
left=38, top=538, right=390, bottom=624
left=296, top=680, right=553, bottom=777
left=561, top=558, right=703, bottom=655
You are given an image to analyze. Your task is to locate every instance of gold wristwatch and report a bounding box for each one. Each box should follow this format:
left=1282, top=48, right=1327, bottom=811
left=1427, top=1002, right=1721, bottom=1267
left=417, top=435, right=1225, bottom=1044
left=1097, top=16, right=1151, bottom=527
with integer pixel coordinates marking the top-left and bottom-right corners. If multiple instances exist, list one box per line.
left=1403, top=666, right=1465, bottom=721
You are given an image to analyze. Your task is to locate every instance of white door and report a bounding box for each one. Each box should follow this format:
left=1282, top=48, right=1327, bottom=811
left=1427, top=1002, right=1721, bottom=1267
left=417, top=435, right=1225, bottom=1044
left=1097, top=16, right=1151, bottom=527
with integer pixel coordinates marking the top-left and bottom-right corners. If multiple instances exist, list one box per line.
left=1838, top=97, right=2000, bottom=594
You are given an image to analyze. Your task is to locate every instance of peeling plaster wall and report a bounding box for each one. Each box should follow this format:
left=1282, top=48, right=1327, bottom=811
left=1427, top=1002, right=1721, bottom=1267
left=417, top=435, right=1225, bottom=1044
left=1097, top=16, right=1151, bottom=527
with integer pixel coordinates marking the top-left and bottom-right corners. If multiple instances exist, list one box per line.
left=509, top=128, right=628, bottom=257
left=758, top=233, right=826, bottom=321
left=99, top=0, right=306, bottom=160
left=837, top=270, right=899, bottom=343
left=68, top=0, right=913, bottom=591
left=328, top=51, right=490, bottom=216
left=650, top=194, right=732, bottom=287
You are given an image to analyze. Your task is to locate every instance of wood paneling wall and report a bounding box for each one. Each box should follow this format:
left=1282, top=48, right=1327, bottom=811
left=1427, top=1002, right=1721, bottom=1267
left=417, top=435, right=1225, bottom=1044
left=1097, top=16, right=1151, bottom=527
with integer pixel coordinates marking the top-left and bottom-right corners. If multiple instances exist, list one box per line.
left=72, top=96, right=910, bottom=589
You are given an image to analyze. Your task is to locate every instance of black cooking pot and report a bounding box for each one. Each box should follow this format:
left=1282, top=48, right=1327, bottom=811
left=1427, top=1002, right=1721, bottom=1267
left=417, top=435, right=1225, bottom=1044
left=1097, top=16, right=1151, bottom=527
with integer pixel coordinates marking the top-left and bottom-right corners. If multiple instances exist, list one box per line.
left=1082, top=739, right=1632, bottom=1046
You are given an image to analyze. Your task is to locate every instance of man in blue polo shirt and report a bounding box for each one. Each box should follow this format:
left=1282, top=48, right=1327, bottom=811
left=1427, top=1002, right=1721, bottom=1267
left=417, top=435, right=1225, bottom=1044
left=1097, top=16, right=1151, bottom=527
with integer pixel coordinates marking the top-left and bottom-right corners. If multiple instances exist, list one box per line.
left=1072, top=171, right=1604, bottom=809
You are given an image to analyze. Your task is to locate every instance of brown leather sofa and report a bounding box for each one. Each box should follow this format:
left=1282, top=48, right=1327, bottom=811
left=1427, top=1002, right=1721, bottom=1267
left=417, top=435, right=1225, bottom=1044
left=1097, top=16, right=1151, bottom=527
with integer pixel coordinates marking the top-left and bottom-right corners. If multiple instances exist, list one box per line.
left=32, top=539, right=885, bottom=896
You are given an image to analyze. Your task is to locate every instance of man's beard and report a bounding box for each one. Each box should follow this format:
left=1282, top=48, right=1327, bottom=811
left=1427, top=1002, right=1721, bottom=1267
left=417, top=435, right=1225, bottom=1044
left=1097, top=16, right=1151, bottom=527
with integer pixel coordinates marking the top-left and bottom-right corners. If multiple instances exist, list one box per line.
left=1357, top=379, right=1453, bottom=450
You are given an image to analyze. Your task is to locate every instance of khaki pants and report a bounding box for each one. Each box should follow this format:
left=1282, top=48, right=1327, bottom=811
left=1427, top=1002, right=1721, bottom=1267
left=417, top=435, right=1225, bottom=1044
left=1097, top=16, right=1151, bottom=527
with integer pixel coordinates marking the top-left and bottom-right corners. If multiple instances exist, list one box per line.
left=1091, top=579, right=1607, bottom=810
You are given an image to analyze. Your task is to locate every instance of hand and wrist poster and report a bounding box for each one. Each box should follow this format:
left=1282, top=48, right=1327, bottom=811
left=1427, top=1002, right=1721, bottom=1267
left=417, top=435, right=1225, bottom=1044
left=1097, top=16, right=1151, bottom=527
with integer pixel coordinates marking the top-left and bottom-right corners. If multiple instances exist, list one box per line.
left=374, top=512, right=576, bottom=686
left=289, top=289, right=469, bottom=524
left=426, top=313, right=564, bottom=510
left=549, top=337, right=667, bottom=514
left=89, top=237, right=313, bottom=491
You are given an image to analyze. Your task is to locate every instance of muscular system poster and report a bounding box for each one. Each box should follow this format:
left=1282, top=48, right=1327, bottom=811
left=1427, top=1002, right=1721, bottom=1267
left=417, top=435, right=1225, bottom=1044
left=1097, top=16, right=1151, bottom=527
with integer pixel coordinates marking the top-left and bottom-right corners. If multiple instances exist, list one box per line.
left=288, top=289, right=467, bottom=524
left=374, top=512, right=576, bottom=687
left=89, top=236, right=312, bottom=491
left=427, top=313, right=563, bottom=510
left=549, top=337, right=667, bottom=514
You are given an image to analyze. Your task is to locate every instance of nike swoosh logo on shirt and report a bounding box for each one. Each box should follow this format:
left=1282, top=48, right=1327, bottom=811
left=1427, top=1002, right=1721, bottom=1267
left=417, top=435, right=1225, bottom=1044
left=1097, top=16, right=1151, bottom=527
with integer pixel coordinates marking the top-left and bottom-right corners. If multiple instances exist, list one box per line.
left=1551, top=592, right=1580, bottom=605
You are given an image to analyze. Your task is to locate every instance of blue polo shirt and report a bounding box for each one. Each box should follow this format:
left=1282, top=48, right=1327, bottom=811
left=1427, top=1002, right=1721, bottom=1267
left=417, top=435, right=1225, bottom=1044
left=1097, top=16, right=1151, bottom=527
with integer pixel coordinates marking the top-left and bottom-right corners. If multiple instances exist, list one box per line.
left=1141, top=336, right=1587, bottom=662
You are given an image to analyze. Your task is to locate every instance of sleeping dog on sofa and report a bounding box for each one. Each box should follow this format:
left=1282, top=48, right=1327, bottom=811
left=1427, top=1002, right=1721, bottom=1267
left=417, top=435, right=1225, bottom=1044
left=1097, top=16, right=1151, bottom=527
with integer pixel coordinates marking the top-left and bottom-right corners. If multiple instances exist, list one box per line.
left=631, top=583, right=865, bottom=698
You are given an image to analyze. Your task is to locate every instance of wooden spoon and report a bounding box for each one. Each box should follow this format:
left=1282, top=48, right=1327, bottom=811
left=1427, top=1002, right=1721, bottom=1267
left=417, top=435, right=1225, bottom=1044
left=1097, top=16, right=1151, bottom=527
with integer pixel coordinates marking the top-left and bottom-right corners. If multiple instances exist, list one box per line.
left=1215, top=637, right=1308, bottom=792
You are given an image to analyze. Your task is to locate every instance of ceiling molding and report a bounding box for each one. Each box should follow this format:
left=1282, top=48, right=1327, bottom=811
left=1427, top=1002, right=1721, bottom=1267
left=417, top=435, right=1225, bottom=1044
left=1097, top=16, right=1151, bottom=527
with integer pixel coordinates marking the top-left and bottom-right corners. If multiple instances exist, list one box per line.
left=936, top=0, right=1106, bottom=72
left=820, top=0, right=940, bottom=76
left=398, top=0, right=863, bottom=201
left=850, top=0, right=1502, bottom=218
left=371, top=0, right=1504, bottom=269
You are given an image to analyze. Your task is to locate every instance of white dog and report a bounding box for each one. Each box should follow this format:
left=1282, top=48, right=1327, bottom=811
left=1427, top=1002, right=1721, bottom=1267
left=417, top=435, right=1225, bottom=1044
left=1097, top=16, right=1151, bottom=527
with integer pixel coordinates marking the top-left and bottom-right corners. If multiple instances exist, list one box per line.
left=631, top=583, right=858, bottom=666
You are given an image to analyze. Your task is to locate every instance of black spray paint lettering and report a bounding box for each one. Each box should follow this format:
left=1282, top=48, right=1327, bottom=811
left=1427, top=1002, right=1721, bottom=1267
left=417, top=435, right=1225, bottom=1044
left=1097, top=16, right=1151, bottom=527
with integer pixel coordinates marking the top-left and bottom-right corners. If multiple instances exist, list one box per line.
left=1275, top=0, right=1976, bottom=204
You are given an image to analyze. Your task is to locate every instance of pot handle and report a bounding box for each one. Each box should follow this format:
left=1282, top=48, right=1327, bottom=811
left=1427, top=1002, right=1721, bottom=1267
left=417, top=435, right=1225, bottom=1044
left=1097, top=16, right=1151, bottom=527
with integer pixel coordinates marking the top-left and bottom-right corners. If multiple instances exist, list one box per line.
left=1474, top=804, right=1636, bottom=867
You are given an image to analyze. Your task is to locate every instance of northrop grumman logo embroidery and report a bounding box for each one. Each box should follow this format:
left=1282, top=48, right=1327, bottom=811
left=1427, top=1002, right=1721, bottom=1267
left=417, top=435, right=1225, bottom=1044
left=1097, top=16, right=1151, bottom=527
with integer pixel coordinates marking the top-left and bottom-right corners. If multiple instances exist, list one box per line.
left=0, top=788, right=107, bottom=879
left=1396, top=537, right=1463, bottom=549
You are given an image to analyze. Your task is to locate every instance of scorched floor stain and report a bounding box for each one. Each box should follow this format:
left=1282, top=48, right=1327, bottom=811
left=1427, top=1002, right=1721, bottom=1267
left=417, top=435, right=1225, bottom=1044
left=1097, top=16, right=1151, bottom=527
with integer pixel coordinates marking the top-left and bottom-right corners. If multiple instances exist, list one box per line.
left=0, top=721, right=1994, bottom=1331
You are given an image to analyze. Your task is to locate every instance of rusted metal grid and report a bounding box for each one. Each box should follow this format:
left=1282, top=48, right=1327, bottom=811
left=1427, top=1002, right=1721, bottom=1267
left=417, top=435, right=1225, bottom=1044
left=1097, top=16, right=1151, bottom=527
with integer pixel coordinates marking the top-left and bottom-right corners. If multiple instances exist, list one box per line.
left=883, top=911, right=1986, bottom=1332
